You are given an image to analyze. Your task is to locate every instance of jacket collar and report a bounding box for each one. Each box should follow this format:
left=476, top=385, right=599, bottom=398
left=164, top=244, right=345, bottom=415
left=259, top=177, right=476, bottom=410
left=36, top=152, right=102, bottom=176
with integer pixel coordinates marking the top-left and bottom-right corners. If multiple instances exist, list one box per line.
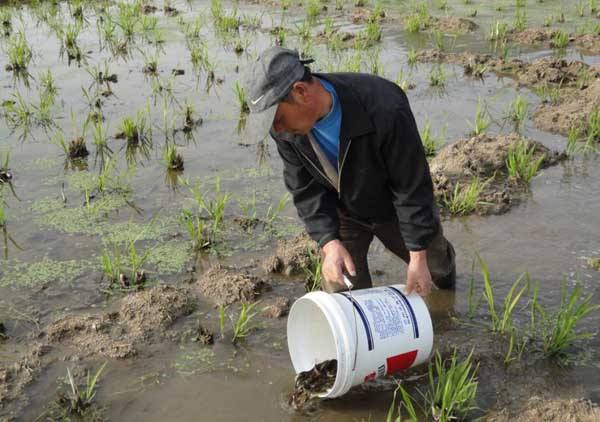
left=313, top=73, right=374, bottom=141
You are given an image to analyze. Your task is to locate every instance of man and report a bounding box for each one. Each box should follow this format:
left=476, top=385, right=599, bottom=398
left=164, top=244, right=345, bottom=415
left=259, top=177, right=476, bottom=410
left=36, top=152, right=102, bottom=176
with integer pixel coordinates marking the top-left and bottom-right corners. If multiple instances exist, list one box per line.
left=243, top=47, right=455, bottom=296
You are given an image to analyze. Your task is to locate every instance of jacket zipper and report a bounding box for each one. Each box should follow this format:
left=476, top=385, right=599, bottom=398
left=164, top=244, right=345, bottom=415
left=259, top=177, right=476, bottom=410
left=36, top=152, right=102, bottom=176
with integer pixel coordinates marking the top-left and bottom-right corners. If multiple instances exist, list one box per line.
left=338, top=138, right=352, bottom=198
left=298, top=149, right=336, bottom=189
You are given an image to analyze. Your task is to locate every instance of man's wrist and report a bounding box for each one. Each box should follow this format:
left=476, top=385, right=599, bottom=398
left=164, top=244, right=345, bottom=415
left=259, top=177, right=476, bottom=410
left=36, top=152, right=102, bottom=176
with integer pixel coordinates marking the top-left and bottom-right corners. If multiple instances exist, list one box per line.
left=322, top=238, right=341, bottom=254
left=409, top=249, right=427, bottom=264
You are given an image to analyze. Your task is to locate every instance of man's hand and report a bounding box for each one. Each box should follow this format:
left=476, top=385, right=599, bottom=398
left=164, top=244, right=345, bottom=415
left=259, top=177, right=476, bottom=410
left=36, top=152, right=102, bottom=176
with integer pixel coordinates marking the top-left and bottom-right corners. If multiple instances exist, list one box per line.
left=322, top=239, right=356, bottom=289
left=406, top=250, right=432, bottom=296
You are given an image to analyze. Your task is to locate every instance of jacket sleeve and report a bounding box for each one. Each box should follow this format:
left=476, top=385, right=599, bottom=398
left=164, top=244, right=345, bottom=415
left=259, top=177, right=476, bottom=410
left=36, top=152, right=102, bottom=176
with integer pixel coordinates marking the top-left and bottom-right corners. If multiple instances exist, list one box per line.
left=273, top=136, right=340, bottom=248
left=381, top=103, right=437, bottom=251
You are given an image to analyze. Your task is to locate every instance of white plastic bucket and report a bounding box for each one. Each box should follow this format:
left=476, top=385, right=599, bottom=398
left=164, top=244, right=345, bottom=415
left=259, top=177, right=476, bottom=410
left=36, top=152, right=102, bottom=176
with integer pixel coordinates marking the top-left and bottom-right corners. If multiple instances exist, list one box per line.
left=287, top=284, right=433, bottom=398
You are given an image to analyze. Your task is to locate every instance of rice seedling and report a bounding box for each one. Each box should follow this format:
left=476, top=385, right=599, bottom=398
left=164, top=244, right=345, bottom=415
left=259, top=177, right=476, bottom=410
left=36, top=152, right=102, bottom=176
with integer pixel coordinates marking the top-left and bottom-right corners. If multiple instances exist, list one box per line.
left=505, top=94, right=528, bottom=132
left=367, top=51, right=383, bottom=75
left=306, top=0, right=321, bottom=23
left=355, top=0, right=367, bottom=6
left=189, top=40, right=211, bottom=73
left=532, top=283, right=600, bottom=359
left=117, top=2, right=141, bottom=39
left=60, top=22, right=83, bottom=62
left=479, top=255, right=529, bottom=335
left=264, top=192, right=290, bottom=228
left=395, top=69, right=415, bottom=91
left=407, top=48, right=418, bottom=66
left=179, top=209, right=210, bottom=251
left=442, top=177, right=488, bottom=216
left=39, top=69, right=58, bottom=102
left=214, top=8, right=241, bottom=33
left=304, top=247, right=323, bottom=292
left=0, top=8, right=12, bottom=36
left=234, top=81, right=250, bottom=114
left=468, top=8, right=478, bottom=17
left=386, top=382, right=419, bottom=422
left=467, top=98, right=489, bottom=136
left=231, top=301, right=261, bottom=344
left=566, top=125, right=582, bottom=156
left=341, top=51, right=362, bottom=73
left=2, top=91, right=34, bottom=134
left=551, top=30, right=570, bottom=49
left=0, top=204, right=6, bottom=228
left=5, top=30, right=33, bottom=73
left=576, top=0, right=586, bottom=17
left=180, top=15, right=204, bottom=40
left=513, top=8, right=527, bottom=32
left=463, top=61, right=488, bottom=79
left=363, top=19, right=382, bottom=43
left=436, top=0, right=449, bottom=10
left=116, top=108, right=152, bottom=146
left=335, top=0, right=344, bottom=10
left=584, top=106, right=600, bottom=144
left=422, top=350, right=478, bottom=422
left=0, top=150, right=11, bottom=184
left=183, top=178, right=231, bottom=238
left=273, top=26, right=286, bottom=46
left=488, top=20, right=508, bottom=42
left=534, top=82, right=561, bottom=105
left=591, top=0, right=598, bottom=13
left=211, top=0, right=224, bottom=20
left=428, top=64, right=446, bottom=87
left=420, top=120, right=442, bottom=157
left=46, top=362, right=107, bottom=419
left=506, top=140, right=545, bottom=184
left=432, top=30, right=446, bottom=51
left=163, top=143, right=184, bottom=171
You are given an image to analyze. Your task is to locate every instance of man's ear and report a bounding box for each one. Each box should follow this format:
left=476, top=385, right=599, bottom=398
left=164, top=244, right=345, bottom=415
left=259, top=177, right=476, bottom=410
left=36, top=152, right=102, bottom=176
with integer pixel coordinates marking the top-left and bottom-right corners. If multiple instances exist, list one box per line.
left=291, top=81, right=309, bottom=103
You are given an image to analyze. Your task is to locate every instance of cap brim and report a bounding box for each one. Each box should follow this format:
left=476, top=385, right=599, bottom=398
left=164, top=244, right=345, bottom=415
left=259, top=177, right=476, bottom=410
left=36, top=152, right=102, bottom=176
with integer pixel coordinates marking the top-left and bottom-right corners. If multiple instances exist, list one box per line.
left=243, top=103, right=278, bottom=143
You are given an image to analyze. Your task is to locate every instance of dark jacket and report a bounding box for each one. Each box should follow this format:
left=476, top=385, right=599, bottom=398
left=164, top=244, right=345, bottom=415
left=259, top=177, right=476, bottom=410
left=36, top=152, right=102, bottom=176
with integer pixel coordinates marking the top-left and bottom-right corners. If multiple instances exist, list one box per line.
left=271, top=72, right=436, bottom=251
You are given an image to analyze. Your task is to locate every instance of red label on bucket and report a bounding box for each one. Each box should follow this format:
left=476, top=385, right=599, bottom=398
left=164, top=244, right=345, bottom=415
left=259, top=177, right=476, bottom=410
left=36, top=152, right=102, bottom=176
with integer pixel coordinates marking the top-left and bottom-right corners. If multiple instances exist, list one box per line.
left=364, top=372, right=376, bottom=382
left=385, top=350, right=418, bottom=375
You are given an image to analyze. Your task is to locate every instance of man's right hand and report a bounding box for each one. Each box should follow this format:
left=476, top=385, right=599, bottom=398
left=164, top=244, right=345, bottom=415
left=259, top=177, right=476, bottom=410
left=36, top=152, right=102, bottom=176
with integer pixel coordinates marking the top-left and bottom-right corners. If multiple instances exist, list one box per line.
left=321, top=239, right=356, bottom=290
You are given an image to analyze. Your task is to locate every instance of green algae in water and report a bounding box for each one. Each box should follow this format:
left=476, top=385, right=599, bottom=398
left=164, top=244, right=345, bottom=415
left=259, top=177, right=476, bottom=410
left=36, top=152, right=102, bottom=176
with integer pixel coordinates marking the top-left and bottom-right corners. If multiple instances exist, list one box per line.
left=173, top=347, right=216, bottom=377
left=0, top=257, right=92, bottom=287
left=145, top=239, right=193, bottom=274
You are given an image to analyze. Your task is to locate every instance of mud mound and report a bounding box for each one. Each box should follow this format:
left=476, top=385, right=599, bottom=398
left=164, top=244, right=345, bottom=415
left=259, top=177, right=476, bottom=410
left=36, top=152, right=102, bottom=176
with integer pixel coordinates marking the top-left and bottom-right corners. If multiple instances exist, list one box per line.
left=262, top=297, right=291, bottom=318
left=431, top=133, right=564, bottom=215
left=350, top=6, right=389, bottom=24
left=262, top=233, right=317, bottom=276
left=511, top=27, right=556, bottom=44
left=517, top=57, right=590, bottom=87
left=575, top=34, right=600, bottom=55
left=196, top=264, right=267, bottom=306
left=46, top=313, right=135, bottom=359
left=534, top=78, right=600, bottom=136
left=45, top=285, right=196, bottom=359
left=487, top=396, right=600, bottom=421
left=431, top=16, right=478, bottom=33
left=120, top=285, right=197, bottom=338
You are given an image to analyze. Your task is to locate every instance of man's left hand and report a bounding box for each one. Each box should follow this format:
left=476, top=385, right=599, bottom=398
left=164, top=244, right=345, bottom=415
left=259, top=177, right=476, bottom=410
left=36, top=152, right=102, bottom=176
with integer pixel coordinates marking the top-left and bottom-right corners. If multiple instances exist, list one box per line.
left=405, top=250, right=432, bottom=296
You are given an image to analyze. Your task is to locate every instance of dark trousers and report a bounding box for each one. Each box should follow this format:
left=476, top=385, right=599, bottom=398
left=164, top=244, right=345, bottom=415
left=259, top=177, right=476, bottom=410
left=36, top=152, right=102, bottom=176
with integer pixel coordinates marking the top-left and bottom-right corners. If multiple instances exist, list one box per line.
left=322, top=208, right=456, bottom=293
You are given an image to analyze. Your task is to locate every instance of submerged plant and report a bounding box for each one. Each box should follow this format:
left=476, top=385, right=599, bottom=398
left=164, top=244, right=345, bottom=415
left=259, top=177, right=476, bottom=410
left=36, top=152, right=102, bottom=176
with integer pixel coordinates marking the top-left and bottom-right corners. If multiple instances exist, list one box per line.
left=506, top=140, right=545, bottom=184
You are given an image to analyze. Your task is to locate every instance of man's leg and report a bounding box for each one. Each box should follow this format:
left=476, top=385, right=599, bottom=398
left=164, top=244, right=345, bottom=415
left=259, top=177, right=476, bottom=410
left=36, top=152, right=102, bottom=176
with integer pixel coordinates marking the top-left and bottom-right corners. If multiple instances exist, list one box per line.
left=321, top=209, right=374, bottom=293
left=372, top=217, right=456, bottom=289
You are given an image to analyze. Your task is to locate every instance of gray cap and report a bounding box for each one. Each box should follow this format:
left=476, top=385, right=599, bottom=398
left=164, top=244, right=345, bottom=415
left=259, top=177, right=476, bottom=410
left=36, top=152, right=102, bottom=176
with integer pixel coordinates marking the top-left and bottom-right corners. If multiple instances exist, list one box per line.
left=242, top=47, right=314, bottom=114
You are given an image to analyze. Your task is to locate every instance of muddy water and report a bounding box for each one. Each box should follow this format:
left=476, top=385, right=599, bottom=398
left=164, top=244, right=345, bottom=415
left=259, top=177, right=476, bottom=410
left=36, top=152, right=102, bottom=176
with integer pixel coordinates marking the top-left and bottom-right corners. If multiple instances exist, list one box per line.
left=1, top=0, right=600, bottom=420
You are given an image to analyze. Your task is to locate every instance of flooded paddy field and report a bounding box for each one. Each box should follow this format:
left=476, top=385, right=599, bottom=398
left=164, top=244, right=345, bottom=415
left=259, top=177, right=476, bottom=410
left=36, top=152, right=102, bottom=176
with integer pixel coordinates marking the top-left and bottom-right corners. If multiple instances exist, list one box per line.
left=0, top=0, right=599, bottom=420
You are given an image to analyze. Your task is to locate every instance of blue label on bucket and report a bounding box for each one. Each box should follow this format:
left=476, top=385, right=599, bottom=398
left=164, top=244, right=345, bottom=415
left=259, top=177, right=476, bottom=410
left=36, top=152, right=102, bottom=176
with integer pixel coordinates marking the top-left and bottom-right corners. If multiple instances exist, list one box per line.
left=386, top=286, right=419, bottom=339
left=340, top=293, right=375, bottom=351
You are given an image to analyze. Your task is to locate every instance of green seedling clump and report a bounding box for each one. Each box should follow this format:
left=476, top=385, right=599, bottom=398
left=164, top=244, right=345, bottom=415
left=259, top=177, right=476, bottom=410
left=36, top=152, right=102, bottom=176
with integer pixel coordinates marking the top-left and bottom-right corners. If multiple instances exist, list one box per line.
left=506, top=140, right=545, bottom=184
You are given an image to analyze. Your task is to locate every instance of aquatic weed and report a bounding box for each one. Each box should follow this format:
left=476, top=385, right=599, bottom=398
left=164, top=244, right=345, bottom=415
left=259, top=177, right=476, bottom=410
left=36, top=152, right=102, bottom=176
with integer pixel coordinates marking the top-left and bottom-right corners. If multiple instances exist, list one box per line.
left=0, top=257, right=91, bottom=288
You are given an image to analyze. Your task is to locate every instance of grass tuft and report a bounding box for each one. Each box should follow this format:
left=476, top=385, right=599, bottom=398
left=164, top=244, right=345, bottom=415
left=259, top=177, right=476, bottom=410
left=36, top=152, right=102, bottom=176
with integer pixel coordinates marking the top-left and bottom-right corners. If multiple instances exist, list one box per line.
left=506, top=140, right=545, bottom=184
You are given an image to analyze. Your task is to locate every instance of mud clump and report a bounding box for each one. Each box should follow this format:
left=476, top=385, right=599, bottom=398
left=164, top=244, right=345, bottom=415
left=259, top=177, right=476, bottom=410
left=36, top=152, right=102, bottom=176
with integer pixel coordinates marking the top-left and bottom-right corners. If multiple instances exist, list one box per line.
left=574, top=34, right=600, bottom=55
left=196, top=264, right=267, bottom=306
left=45, top=285, right=196, bottom=359
left=288, top=360, right=337, bottom=410
left=430, top=16, right=478, bottom=33
left=534, top=78, right=600, bottom=137
left=487, top=396, right=600, bottom=422
left=119, top=285, right=197, bottom=339
left=263, top=233, right=317, bottom=276
left=262, top=297, right=291, bottom=318
left=430, top=133, right=564, bottom=215
left=510, top=27, right=557, bottom=45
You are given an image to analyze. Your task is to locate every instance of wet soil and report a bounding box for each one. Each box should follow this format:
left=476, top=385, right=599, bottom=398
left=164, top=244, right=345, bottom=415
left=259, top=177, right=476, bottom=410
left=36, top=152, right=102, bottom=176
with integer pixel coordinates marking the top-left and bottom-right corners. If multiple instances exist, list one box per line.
left=509, top=27, right=600, bottom=55
left=262, top=233, right=317, bottom=276
left=429, top=16, right=478, bottom=34
left=430, top=133, right=565, bottom=215
left=288, top=360, right=337, bottom=410
left=45, top=285, right=196, bottom=359
left=534, top=78, right=600, bottom=137
left=262, top=296, right=290, bottom=319
left=196, top=264, right=268, bottom=306
left=486, top=396, right=600, bottom=422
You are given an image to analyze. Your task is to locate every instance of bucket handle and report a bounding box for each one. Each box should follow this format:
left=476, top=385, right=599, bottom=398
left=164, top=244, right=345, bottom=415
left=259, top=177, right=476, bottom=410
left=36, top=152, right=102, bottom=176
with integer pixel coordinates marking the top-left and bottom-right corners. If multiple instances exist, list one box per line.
left=343, top=276, right=359, bottom=372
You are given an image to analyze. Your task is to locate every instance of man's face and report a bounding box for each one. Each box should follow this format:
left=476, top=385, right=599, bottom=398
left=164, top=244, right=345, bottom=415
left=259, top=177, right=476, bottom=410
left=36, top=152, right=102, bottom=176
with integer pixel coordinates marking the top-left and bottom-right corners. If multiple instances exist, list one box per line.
left=271, top=82, right=318, bottom=135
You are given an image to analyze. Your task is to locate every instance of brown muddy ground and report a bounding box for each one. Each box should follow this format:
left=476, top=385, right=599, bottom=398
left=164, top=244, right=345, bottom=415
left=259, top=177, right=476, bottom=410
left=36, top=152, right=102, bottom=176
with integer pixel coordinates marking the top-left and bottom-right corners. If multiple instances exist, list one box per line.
left=262, top=233, right=317, bottom=276
left=486, top=397, right=600, bottom=422
left=196, top=264, right=268, bottom=306
left=430, top=133, right=565, bottom=215
left=509, top=27, right=600, bottom=55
